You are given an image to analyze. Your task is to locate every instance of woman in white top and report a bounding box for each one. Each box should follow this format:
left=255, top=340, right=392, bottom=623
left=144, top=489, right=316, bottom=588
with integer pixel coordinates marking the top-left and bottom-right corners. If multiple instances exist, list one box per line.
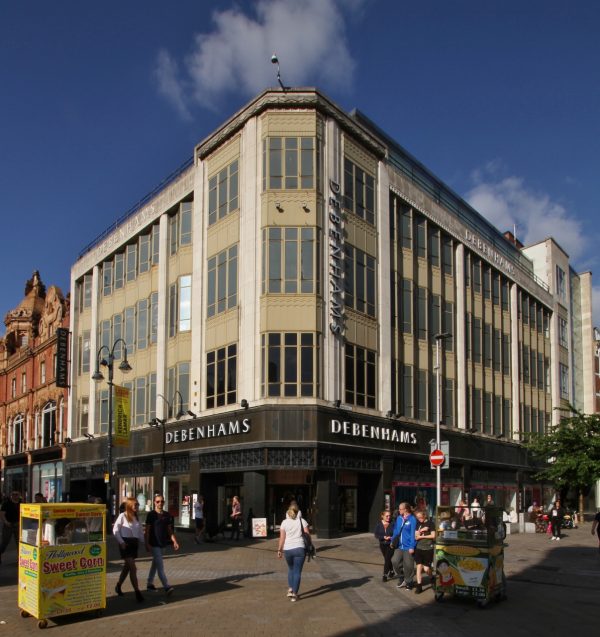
left=277, top=503, right=310, bottom=602
left=113, top=497, right=145, bottom=602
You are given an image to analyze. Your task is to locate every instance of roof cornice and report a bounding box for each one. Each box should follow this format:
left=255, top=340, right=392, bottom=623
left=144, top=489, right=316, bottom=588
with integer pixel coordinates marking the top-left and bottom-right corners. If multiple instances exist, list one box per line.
left=196, top=88, right=387, bottom=161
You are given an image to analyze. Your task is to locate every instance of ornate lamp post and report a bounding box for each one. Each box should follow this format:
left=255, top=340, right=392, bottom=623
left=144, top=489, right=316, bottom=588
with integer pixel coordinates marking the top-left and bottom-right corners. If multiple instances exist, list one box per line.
left=92, top=339, right=131, bottom=521
left=149, top=391, right=187, bottom=497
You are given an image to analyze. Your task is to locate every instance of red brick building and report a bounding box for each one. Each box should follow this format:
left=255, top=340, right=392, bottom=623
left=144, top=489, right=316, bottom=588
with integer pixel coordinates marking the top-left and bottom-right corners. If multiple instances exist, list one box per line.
left=0, top=271, right=69, bottom=501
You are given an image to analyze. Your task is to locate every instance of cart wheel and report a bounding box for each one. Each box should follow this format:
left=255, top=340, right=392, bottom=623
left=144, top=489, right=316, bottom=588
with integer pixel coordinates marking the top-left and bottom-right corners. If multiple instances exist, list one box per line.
left=38, top=619, right=48, bottom=629
left=20, top=609, right=30, bottom=618
left=435, top=591, right=444, bottom=602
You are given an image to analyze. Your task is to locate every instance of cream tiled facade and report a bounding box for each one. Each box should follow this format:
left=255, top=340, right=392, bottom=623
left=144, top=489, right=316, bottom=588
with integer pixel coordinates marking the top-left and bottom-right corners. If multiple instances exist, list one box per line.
left=65, top=89, right=596, bottom=535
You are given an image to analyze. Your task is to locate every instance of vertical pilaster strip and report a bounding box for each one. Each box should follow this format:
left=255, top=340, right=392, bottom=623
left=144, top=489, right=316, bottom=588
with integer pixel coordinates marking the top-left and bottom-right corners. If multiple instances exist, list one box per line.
left=455, top=243, right=466, bottom=429
left=510, top=283, right=520, bottom=441
left=156, top=213, right=169, bottom=420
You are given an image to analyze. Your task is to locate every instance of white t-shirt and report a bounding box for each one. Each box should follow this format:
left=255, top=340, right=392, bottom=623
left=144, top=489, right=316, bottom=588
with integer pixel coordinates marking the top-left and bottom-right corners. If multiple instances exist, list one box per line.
left=280, top=516, right=309, bottom=550
left=194, top=500, right=204, bottom=519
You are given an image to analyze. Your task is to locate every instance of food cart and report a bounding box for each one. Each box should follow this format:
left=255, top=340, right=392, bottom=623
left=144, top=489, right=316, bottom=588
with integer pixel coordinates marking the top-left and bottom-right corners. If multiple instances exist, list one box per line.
left=433, top=505, right=507, bottom=608
left=18, top=502, right=106, bottom=629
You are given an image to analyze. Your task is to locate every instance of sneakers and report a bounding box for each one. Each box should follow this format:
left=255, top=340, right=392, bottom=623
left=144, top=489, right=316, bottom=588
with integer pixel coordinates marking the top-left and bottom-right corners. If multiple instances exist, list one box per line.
left=556, top=537, right=561, bottom=541
left=382, top=575, right=388, bottom=582
left=414, top=584, right=423, bottom=594
left=387, top=571, right=396, bottom=580
left=290, top=594, right=298, bottom=602
left=165, top=586, right=175, bottom=596
left=405, top=583, right=413, bottom=591
left=147, top=584, right=157, bottom=591
left=115, top=583, right=124, bottom=597
left=396, top=580, right=406, bottom=589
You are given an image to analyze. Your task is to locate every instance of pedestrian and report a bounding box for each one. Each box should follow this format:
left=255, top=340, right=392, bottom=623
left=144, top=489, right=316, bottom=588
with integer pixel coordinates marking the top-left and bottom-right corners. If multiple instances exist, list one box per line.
left=591, top=510, right=600, bottom=552
left=391, top=502, right=417, bottom=590
left=34, top=493, right=47, bottom=503
left=413, top=510, right=435, bottom=594
left=471, top=497, right=482, bottom=518
left=277, top=502, right=311, bottom=602
left=549, top=499, right=565, bottom=541
left=0, top=491, right=22, bottom=562
left=230, top=495, right=242, bottom=540
left=144, top=494, right=179, bottom=595
left=374, top=510, right=395, bottom=581
left=113, top=497, right=145, bottom=602
left=194, top=495, right=205, bottom=544
left=485, top=494, right=494, bottom=507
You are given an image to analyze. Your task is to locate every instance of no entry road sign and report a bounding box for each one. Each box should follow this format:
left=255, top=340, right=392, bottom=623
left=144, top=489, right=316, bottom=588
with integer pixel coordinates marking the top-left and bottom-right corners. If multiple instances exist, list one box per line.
left=429, top=448, right=445, bottom=467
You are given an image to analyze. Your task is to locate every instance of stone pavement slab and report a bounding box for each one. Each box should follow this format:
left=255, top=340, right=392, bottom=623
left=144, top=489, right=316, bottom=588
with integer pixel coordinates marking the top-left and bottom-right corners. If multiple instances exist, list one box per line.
left=0, top=526, right=598, bottom=636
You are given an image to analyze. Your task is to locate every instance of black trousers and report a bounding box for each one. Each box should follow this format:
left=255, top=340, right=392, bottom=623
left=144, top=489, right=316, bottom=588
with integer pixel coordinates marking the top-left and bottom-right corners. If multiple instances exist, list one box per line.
left=378, top=543, right=394, bottom=575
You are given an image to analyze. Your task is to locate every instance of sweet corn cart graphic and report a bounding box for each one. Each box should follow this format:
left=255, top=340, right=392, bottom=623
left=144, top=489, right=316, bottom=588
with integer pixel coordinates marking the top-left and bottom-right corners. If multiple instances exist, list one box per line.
left=18, top=503, right=106, bottom=629
left=433, top=505, right=507, bottom=608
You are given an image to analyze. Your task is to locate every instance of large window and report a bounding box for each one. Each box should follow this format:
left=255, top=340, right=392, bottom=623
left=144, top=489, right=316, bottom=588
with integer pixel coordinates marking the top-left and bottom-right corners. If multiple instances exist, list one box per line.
left=558, top=317, right=568, bottom=347
left=344, top=343, right=376, bottom=408
left=207, top=246, right=238, bottom=317
left=135, top=378, right=146, bottom=427
left=263, top=138, right=314, bottom=191
left=12, top=413, right=24, bottom=454
left=179, top=275, right=192, bottom=332
left=343, top=157, right=375, bottom=225
left=209, top=160, right=239, bottom=225
left=559, top=363, right=569, bottom=399
left=344, top=245, right=376, bottom=317
left=168, top=276, right=193, bottom=336
left=167, top=362, right=190, bottom=416
left=262, top=228, right=317, bottom=294
left=41, top=401, right=57, bottom=447
left=114, top=253, right=124, bottom=290
left=103, top=261, right=113, bottom=297
left=126, top=243, right=137, bottom=282
left=262, top=332, right=318, bottom=397
left=401, top=279, right=412, bottom=334
left=137, top=299, right=149, bottom=349
left=206, top=344, right=237, bottom=408
left=556, top=265, right=566, bottom=302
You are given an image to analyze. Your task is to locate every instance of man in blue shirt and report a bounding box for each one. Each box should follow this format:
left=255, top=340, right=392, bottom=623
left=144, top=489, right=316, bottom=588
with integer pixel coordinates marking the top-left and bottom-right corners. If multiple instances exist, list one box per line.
left=390, top=501, right=417, bottom=590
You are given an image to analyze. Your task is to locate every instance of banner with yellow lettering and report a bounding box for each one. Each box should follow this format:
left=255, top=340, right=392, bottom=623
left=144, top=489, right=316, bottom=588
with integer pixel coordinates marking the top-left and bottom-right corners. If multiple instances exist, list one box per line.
left=113, top=385, right=130, bottom=447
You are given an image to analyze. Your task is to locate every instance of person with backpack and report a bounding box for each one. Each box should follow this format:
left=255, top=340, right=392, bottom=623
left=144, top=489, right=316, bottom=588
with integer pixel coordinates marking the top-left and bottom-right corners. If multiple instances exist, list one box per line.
left=144, top=494, right=179, bottom=595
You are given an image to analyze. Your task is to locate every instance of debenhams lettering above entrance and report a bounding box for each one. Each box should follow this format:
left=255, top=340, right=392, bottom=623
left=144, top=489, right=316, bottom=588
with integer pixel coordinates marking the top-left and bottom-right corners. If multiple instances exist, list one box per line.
left=166, top=419, right=250, bottom=445
left=331, top=420, right=417, bottom=444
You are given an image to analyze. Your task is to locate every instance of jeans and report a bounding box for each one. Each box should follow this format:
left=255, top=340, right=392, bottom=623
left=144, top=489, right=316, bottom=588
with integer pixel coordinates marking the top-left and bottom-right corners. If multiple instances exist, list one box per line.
left=147, top=545, right=169, bottom=589
left=284, top=547, right=306, bottom=594
left=392, top=548, right=415, bottom=585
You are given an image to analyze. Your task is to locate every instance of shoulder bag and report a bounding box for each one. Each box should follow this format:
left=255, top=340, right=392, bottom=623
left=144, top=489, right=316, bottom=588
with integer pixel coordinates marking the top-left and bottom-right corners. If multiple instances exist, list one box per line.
left=299, top=515, right=316, bottom=561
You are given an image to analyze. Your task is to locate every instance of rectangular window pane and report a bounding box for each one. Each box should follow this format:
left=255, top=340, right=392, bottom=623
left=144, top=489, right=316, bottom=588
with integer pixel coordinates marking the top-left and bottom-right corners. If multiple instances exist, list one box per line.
left=139, top=234, right=151, bottom=273
left=179, top=275, right=192, bottom=331
left=114, top=253, right=124, bottom=289
left=126, top=244, right=137, bottom=282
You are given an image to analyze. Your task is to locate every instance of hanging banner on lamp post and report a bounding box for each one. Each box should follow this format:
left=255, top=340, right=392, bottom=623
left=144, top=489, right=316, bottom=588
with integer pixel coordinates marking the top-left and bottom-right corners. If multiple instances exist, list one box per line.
left=114, top=385, right=131, bottom=447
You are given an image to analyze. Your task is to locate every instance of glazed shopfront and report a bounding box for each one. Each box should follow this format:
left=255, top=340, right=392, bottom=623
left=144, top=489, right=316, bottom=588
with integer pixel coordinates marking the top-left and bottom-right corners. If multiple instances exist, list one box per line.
left=64, top=407, right=532, bottom=536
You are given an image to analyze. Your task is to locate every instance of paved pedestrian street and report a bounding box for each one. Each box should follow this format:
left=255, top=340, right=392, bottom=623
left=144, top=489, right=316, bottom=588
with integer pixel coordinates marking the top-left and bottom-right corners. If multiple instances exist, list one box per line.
left=0, top=526, right=598, bottom=636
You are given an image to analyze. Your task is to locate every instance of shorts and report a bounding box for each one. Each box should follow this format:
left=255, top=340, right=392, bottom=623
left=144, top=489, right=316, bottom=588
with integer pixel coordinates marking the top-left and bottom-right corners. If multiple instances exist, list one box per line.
left=119, top=537, right=139, bottom=559
left=414, top=548, right=433, bottom=566
left=195, top=518, right=205, bottom=531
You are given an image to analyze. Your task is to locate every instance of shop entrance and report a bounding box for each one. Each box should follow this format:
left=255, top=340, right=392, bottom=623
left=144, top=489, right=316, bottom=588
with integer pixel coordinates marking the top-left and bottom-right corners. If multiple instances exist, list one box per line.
left=271, top=486, right=312, bottom=527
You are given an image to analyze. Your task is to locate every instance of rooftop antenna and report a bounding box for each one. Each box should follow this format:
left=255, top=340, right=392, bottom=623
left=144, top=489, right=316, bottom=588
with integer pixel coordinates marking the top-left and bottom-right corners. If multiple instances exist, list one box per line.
left=271, top=53, right=289, bottom=90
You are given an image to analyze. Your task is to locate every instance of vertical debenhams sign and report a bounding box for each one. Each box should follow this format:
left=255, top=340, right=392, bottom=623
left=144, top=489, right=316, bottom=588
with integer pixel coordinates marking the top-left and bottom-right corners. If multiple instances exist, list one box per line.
left=55, top=328, right=69, bottom=388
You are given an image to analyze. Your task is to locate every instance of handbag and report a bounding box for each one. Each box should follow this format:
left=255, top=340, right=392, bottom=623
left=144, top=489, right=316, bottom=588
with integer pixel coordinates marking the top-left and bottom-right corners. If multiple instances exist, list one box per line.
left=299, top=515, right=316, bottom=561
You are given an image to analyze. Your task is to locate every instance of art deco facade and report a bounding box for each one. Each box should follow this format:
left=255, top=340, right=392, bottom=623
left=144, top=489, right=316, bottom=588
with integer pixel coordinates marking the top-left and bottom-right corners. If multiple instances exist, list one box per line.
left=66, top=89, right=594, bottom=535
left=0, top=272, right=69, bottom=500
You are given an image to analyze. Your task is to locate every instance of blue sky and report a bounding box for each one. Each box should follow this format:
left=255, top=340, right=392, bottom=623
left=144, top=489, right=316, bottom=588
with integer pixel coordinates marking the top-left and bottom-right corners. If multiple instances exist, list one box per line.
left=1, top=0, right=599, bottom=332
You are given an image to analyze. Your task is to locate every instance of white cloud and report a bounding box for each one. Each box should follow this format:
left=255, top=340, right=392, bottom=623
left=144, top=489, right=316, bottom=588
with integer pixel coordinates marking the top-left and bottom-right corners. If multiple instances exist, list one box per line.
left=466, top=173, right=587, bottom=261
left=467, top=168, right=600, bottom=327
left=155, top=49, right=192, bottom=121
left=155, top=0, right=359, bottom=113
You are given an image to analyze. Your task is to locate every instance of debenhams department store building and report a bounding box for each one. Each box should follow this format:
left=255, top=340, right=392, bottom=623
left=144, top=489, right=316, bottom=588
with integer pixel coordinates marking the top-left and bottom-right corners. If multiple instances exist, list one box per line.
left=65, top=88, right=582, bottom=537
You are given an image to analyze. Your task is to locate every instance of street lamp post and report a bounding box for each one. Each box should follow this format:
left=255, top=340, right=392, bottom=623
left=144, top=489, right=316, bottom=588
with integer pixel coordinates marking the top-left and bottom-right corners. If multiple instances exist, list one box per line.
left=92, top=339, right=131, bottom=522
left=150, top=392, right=186, bottom=497
left=434, top=332, right=452, bottom=507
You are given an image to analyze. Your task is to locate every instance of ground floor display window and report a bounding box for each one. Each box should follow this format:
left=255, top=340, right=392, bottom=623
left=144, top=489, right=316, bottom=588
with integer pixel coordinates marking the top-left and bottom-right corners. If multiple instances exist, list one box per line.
left=31, top=462, right=63, bottom=502
left=118, top=476, right=154, bottom=514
